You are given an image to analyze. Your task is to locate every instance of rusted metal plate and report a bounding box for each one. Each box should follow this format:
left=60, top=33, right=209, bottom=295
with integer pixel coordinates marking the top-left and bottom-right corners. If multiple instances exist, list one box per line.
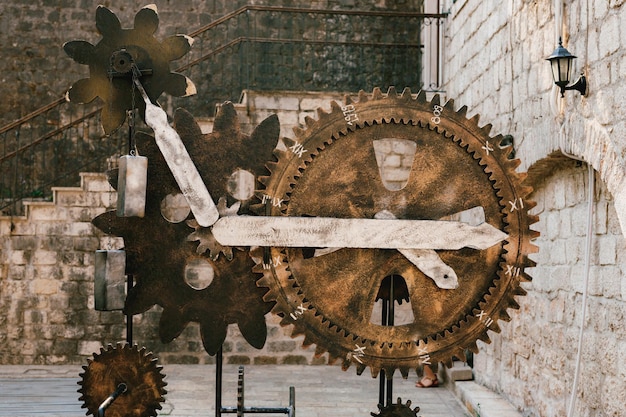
left=256, top=87, right=539, bottom=378
left=78, top=344, right=166, bottom=417
left=64, top=5, right=195, bottom=134
left=94, top=250, right=126, bottom=311
left=116, top=155, right=148, bottom=218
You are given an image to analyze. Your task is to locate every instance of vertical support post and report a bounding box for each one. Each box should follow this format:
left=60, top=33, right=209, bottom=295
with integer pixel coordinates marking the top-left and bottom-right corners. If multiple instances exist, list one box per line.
left=126, top=274, right=133, bottom=345
left=378, top=276, right=396, bottom=407
left=216, top=346, right=223, bottom=417
left=386, top=279, right=395, bottom=406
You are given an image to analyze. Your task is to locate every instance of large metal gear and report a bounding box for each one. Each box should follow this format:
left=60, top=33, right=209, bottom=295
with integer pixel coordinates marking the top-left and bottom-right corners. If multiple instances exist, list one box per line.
left=64, top=4, right=196, bottom=134
left=78, top=343, right=167, bottom=417
left=255, top=87, right=538, bottom=378
left=92, top=103, right=279, bottom=355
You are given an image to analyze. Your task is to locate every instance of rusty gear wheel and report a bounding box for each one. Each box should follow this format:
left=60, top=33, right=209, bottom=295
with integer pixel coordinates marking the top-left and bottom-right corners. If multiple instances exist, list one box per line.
left=78, top=343, right=167, bottom=417
left=92, top=103, right=278, bottom=355
left=64, top=4, right=196, bottom=134
left=256, top=87, right=538, bottom=378
left=371, top=398, right=420, bottom=417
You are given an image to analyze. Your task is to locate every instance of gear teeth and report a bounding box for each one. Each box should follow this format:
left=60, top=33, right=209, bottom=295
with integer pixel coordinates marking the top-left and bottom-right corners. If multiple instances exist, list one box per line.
left=456, top=104, right=468, bottom=119
left=415, top=89, right=428, bottom=103
left=304, top=115, right=316, bottom=128
left=257, top=87, right=537, bottom=379
left=443, top=97, right=455, bottom=110
left=330, top=100, right=343, bottom=113
left=478, top=331, right=492, bottom=344
left=372, top=87, right=385, bottom=99
left=356, top=363, right=368, bottom=375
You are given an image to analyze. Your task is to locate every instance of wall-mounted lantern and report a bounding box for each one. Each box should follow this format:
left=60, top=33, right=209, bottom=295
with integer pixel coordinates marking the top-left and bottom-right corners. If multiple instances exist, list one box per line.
left=546, top=37, right=587, bottom=97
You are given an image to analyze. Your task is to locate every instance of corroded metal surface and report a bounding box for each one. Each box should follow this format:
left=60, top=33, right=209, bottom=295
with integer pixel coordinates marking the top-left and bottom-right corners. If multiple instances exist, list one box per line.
left=64, top=5, right=195, bottom=134
left=78, top=343, right=167, bottom=417
left=92, top=103, right=279, bottom=355
left=256, top=87, right=539, bottom=378
left=370, top=398, right=420, bottom=417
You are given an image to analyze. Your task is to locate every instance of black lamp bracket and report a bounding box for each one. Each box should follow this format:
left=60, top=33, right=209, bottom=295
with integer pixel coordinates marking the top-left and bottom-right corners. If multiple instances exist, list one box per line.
left=560, top=73, right=587, bottom=97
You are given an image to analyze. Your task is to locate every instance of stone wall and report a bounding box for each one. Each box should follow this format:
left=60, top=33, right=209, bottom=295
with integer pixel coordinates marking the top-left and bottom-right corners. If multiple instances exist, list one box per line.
left=0, top=91, right=349, bottom=366
left=442, top=0, right=626, bottom=415
left=473, top=163, right=626, bottom=417
left=0, top=0, right=423, bottom=126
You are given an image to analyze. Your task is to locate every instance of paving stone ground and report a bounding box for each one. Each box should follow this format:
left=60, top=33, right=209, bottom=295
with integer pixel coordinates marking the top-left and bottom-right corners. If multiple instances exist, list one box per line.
left=0, top=365, right=471, bottom=417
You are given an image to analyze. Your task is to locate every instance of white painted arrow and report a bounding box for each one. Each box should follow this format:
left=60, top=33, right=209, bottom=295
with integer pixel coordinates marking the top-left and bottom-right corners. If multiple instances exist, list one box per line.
left=133, top=77, right=219, bottom=227
left=211, top=216, right=508, bottom=251
left=374, top=210, right=458, bottom=289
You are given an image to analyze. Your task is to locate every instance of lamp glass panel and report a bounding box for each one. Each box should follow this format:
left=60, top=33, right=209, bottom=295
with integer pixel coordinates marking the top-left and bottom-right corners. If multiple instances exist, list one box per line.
left=551, top=56, right=573, bottom=84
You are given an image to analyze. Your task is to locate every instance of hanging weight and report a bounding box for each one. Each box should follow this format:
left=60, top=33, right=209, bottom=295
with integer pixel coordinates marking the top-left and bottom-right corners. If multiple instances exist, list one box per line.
left=116, top=155, right=148, bottom=218
left=94, top=250, right=127, bottom=311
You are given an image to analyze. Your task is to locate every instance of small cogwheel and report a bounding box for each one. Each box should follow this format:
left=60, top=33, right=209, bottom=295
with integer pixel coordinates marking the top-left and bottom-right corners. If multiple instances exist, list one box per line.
left=78, top=343, right=167, bottom=417
left=64, top=4, right=196, bottom=134
left=371, top=398, right=420, bottom=417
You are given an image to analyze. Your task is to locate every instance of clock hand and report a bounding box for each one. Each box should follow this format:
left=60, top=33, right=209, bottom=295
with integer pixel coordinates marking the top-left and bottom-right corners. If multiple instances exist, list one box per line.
left=132, top=72, right=219, bottom=227
left=210, top=215, right=508, bottom=250
left=374, top=210, right=458, bottom=290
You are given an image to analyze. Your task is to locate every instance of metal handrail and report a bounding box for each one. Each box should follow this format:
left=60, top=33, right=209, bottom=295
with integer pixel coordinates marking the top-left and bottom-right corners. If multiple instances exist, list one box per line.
left=0, top=5, right=445, bottom=215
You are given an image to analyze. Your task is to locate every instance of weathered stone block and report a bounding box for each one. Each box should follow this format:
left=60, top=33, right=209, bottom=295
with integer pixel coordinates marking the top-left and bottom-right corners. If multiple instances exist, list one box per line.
left=32, top=278, right=58, bottom=295
left=78, top=341, right=103, bottom=356
left=33, top=250, right=57, bottom=265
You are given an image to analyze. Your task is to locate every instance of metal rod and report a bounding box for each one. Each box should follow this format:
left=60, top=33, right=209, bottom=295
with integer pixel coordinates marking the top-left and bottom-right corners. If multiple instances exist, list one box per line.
left=386, top=278, right=395, bottom=406
left=97, top=383, right=127, bottom=417
left=379, top=296, right=388, bottom=406
left=126, top=275, right=133, bottom=345
left=216, top=347, right=223, bottom=417
left=220, top=407, right=292, bottom=414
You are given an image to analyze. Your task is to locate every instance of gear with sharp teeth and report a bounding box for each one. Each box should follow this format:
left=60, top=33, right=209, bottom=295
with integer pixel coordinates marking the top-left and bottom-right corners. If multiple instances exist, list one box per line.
left=78, top=343, right=167, bottom=417
left=255, top=87, right=538, bottom=378
left=92, top=102, right=279, bottom=356
left=371, top=398, right=420, bottom=417
left=63, top=4, right=196, bottom=135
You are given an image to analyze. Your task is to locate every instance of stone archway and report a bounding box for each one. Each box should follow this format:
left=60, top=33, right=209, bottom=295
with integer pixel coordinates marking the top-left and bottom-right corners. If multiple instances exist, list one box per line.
left=527, top=115, right=626, bottom=236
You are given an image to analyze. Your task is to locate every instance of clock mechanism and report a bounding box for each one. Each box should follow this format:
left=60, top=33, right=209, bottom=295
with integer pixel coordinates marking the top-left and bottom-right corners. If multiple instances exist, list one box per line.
left=68, top=2, right=538, bottom=388
left=254, top=87, right=538, bottom=377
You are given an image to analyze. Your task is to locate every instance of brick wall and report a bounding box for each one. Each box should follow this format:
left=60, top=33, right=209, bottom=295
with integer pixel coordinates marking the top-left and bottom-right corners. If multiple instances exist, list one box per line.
left=443, top=0, right=626, bottom=415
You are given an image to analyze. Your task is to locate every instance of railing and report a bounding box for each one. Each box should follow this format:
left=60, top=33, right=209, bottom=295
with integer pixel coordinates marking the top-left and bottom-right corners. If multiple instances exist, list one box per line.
left=0, top=5, right=446, bottom=216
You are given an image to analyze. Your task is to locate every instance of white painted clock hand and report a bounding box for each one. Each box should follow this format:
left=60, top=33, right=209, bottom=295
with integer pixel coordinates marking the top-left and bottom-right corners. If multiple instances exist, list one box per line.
left=210, top=215, right=508, bottom=250
left=133, top=77, right=219, bottom=227
left=374, top=210, right=458, bottom=290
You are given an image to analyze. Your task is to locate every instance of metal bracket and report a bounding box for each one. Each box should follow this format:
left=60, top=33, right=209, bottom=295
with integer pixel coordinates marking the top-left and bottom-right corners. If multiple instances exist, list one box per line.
left=215, top=350, right=296, bottom=417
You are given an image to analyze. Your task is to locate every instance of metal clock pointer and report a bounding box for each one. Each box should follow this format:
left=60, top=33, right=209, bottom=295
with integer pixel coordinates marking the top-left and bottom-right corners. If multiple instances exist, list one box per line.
left=133, top=74, right=508, bottom=290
